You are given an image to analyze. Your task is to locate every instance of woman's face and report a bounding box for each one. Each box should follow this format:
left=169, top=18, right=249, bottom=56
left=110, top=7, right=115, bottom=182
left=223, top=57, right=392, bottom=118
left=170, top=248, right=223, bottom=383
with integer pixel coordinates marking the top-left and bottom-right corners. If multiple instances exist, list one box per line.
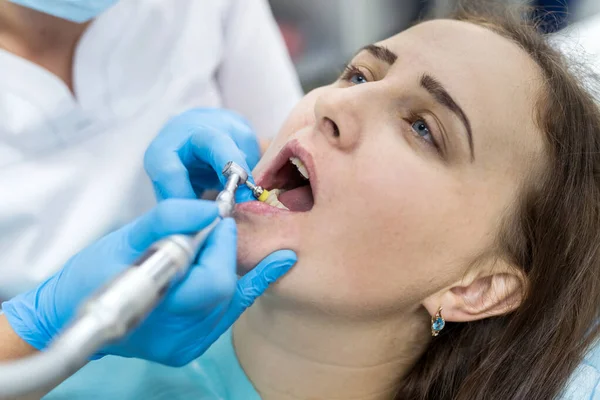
left=235, top=20, right=545, bottom=317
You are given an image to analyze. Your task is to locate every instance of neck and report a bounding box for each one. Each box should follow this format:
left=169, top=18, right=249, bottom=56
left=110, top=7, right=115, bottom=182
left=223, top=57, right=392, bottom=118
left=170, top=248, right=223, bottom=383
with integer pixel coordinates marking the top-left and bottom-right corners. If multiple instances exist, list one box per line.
left=233, top=296, right=431, bottom=400
left=0, top=2, right=90, bottom=91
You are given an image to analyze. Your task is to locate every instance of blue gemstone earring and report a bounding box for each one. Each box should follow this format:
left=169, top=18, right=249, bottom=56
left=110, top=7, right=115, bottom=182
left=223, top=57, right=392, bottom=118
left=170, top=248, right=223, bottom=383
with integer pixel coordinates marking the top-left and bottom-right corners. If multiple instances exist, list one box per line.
left=431, top=307, right=445, bottom=337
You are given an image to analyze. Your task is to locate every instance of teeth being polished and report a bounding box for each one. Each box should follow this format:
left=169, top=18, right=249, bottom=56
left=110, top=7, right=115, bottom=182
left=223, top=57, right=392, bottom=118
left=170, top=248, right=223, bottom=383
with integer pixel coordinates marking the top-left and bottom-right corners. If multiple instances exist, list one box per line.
left=290, top=157, right=309, bottom=180
left=264, top=189, right=289, bottom=210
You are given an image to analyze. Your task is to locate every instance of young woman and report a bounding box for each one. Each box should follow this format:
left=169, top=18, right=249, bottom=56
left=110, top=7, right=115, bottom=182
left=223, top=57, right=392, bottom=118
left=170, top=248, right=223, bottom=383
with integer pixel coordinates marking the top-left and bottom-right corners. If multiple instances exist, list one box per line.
left=46, top=2, right=600, bottom=399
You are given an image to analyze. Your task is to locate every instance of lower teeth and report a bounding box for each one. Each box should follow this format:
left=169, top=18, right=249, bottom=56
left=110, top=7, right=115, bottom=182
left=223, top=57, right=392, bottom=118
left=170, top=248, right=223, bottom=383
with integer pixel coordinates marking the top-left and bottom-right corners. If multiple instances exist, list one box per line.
left=264, top=189, right=289, bottom=210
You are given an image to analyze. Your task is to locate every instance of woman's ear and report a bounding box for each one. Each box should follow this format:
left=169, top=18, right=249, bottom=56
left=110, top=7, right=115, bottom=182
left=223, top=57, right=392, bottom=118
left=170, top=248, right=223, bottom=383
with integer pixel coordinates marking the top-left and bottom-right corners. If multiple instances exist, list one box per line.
left=423, top=263, right=527, bottom=323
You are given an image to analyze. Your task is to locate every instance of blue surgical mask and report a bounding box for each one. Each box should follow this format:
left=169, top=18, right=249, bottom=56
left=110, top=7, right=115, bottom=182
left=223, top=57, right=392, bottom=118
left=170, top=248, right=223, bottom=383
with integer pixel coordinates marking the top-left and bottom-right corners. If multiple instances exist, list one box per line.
left=8, top=0, right=119, bottom=23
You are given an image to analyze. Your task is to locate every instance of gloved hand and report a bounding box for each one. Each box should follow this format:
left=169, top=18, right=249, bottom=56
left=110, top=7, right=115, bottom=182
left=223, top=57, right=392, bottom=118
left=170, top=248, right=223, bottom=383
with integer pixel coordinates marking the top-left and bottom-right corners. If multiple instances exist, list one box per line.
left=144, top=108, right=261, bottom=203
left=2, top=199, right=296, bottom=366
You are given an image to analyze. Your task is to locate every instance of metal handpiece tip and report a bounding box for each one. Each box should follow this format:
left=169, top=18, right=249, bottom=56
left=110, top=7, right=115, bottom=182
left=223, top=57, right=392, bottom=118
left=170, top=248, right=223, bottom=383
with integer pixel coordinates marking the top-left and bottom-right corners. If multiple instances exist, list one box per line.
left=245, top=181, right=264, bottom=199
left=222, top=162, right=248, bottom=184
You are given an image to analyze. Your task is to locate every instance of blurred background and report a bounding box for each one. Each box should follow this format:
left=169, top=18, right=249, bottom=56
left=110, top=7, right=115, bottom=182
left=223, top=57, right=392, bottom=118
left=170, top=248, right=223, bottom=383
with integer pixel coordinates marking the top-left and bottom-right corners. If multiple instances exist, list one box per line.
left=269, top=0, right=600, bottom=91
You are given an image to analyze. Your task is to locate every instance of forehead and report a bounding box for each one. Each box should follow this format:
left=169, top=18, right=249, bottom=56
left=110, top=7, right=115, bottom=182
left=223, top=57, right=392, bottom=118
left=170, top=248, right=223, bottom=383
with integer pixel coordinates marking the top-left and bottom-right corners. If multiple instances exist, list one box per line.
left=378, top=19, right=545, bottom=171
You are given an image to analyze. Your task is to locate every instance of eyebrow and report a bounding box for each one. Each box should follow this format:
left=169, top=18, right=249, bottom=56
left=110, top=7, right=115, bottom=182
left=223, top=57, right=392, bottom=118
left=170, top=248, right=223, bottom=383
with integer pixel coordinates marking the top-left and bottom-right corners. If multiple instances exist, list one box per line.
left=420, top=74, right=474, bottom=160
left=358, top=44, right=475, bottom=160
left=360, top=44, right=398, bottom=65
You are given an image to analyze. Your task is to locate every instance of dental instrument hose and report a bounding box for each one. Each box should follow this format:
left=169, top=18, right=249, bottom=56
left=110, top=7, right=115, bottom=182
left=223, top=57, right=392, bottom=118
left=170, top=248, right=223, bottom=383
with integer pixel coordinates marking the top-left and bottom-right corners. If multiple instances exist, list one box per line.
left=0, top=162, right=249, bottom=399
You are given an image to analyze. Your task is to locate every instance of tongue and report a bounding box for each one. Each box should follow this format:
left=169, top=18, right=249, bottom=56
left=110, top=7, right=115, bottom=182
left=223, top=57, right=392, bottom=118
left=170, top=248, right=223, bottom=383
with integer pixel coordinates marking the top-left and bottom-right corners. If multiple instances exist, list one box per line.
left=278, top=185, right=314, bottom=212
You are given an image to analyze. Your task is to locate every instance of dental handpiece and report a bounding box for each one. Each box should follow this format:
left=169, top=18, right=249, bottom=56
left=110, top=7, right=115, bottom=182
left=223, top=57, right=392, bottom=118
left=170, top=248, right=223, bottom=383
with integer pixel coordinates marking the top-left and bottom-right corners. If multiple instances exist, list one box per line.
left=0, top=162, right=249, bottom=399
left=66, top=161, right=249, bottom=355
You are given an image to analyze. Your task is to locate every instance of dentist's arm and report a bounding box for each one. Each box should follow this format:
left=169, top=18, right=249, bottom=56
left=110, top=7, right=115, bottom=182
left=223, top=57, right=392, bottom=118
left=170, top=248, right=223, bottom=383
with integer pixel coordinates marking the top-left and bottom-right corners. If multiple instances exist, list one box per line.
left=0, top=315, right=34, bottom=361
left=142, top=108, right=297, bottom=356
left=1, top=199, right=296, bottom=366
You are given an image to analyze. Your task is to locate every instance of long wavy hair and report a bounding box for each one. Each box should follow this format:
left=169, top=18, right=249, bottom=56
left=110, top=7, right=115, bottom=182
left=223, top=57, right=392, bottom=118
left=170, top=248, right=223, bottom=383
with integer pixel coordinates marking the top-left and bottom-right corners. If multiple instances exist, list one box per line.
left=396, top=2, right=600, bottom=399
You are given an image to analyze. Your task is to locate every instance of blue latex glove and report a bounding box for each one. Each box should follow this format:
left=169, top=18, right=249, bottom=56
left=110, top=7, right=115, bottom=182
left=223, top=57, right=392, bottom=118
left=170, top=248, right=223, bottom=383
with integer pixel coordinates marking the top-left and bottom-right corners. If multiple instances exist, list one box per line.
left=144, top=108, right=261, bottom=203
left=2, top=199, right=296, bottom=367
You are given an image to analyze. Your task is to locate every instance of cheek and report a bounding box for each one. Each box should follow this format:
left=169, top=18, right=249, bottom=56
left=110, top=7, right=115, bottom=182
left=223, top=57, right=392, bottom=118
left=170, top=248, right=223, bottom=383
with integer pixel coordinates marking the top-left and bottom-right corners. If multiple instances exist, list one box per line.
left=240, top=133, right=501, bottom=316
left=327, top=170, right=451, bottom=273
left=321, top=143, right=448, bottom=248
left=272, top=155, right=466, bottom=314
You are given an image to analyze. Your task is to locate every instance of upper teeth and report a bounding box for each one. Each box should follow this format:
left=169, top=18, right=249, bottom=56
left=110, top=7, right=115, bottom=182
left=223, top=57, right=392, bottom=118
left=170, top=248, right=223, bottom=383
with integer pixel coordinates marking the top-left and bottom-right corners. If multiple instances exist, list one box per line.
left=290, top=157, right=309, bottom=179
left=261, top=157, right=309, bottom=211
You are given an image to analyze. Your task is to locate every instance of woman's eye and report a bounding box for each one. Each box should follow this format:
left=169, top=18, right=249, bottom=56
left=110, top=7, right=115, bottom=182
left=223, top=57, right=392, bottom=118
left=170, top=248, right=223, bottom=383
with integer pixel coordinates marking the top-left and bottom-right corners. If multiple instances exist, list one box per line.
left=340, top=64, right=369, bottom=85
left=411, top=119, right=435, bottom=145
left=349, top=72, right=367, bottom=85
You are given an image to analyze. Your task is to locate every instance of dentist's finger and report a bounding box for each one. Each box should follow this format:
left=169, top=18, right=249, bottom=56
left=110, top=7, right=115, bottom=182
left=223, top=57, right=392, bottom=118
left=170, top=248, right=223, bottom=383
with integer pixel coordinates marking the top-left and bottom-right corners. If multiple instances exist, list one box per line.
left=126, top=199, right=219, bottom=253
left=189, top=129, right=252, bottom=186
left=200, top=250, right=297, bottom=344
left=144, top=113, right=198, bottom=199
left=188, top=131, right=257, bottom=203
left=198, top=108, right=261, bottom=169
left=165, top=218, right=238, bottom=313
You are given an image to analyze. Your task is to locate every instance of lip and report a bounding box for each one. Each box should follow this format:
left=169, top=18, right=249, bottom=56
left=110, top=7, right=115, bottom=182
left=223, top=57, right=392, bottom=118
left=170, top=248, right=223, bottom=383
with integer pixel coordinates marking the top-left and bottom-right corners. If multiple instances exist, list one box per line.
left=236, top=140, right=318, bottom=217
left=235, top=200, right=290, bottom=216
left=254, top=139, right=318, bottom=200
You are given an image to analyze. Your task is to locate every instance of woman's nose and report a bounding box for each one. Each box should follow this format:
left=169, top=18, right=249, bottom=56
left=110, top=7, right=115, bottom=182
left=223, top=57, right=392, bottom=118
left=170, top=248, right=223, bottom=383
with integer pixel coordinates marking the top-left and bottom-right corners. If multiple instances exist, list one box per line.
left=313, top=87, right=364, bottom=151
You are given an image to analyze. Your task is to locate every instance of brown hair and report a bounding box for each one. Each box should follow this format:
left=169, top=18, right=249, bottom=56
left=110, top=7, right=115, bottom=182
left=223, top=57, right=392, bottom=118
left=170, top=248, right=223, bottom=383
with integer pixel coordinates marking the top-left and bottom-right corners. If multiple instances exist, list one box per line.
left=396, top=2, right=600, bottom=399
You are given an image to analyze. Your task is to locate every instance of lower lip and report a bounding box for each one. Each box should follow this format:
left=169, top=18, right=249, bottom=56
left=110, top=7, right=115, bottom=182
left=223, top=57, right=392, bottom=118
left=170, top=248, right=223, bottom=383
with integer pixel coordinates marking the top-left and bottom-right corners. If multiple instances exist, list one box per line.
left=235, top=201, right=290, bottom=216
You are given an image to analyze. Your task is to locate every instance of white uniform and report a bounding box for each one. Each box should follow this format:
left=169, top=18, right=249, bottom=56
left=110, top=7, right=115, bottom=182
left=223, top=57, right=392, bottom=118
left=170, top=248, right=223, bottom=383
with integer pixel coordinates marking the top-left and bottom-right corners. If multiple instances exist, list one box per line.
left=0, top=0, right=302, bottom=299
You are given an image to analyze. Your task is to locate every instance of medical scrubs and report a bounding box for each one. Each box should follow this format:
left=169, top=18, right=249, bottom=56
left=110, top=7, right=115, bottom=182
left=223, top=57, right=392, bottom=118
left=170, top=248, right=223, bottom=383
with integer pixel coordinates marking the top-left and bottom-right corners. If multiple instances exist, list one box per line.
left=0, top=0, right=302, bottom=300
left=562, top=343, right=600, bottom=399
left=44, top=329, right=261, bottom=400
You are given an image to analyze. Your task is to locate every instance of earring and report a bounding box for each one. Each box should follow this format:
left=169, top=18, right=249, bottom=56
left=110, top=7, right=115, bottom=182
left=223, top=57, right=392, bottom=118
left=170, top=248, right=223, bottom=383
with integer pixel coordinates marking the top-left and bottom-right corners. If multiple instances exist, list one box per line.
left=431, top=307, right=445, bottom=337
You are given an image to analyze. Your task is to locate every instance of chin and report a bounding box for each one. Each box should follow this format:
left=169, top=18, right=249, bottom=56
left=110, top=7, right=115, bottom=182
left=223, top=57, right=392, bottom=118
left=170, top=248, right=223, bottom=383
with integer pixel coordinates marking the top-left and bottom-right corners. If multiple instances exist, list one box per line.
left=233, top=210, right=302, bottom=274
left=235, top=217, right=276, bottom=274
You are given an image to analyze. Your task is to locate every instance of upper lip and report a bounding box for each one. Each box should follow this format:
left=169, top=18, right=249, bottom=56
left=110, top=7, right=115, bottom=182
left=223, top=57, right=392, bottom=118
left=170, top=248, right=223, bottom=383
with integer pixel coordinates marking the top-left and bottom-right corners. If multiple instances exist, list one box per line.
left=255, top=139, right=318, bottom=199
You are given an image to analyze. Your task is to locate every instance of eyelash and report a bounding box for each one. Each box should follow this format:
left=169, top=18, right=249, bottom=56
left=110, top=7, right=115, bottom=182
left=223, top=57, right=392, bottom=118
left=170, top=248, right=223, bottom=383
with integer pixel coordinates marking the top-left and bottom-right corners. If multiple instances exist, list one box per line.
left=340, top=64, right=367, bottom=83
left=406, top=111, right=441, bottom=152
left=339, top=63, right=441, bottom=153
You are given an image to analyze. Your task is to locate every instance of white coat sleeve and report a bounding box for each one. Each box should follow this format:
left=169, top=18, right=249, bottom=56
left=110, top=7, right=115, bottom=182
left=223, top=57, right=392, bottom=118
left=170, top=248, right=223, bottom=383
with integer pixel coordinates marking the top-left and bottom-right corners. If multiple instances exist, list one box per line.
left=217, top=0, right=303, bottom=139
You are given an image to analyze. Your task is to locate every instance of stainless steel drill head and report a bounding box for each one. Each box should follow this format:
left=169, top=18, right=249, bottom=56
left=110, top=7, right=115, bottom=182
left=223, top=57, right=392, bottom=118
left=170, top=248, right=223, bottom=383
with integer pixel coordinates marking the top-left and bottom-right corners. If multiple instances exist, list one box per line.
left=244, top=181, right=264, bottom=198
left=222, top=161, right=248, bottom=183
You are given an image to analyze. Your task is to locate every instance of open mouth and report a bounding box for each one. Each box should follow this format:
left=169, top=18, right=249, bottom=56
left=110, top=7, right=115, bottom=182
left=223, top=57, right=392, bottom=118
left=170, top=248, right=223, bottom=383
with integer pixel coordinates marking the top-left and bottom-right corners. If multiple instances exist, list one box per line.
left=255, top=141, right=316, bottom=212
